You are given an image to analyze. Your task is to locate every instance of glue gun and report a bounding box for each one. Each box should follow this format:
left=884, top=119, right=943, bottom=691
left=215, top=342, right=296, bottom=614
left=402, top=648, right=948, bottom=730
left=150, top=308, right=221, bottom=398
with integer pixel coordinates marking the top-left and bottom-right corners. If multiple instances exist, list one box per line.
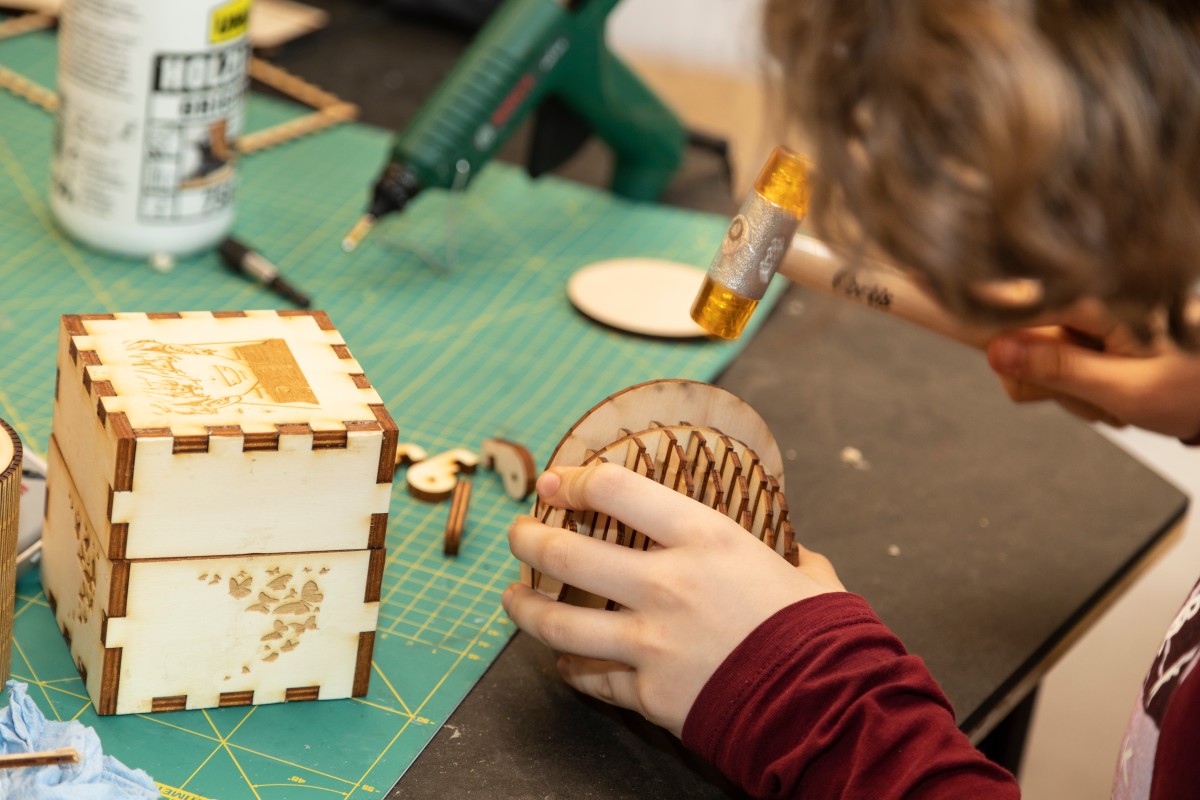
left=690, top=146, right=999, bottom=349
left=342, top=0, right=687, bottom=252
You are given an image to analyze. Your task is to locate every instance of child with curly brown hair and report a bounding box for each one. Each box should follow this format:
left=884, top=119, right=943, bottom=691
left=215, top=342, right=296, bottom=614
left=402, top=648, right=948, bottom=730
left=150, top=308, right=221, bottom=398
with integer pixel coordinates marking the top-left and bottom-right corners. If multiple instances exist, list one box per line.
left=504, top=3, right=1200, bottom=797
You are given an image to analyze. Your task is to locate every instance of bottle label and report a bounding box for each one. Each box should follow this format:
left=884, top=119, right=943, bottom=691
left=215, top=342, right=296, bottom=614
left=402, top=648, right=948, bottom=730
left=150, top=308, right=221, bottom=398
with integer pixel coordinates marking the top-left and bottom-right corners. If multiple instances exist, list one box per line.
left=50, top=0, right=248, bottom=252
left=707, top=193, right=799, bottom=300
left=138, top=42, right=247, bottom=222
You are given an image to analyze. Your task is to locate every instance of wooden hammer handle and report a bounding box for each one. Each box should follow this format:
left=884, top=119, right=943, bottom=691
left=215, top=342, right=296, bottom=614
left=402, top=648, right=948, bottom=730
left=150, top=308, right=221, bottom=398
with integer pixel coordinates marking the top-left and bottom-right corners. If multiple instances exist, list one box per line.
left=779, top=234, right=995, bottom=350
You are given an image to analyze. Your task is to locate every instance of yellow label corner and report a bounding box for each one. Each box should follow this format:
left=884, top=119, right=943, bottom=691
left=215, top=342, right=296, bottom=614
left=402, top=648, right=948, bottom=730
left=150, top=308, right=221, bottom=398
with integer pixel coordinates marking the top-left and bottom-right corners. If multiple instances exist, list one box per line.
left=210, top=0, right=251, bottom=43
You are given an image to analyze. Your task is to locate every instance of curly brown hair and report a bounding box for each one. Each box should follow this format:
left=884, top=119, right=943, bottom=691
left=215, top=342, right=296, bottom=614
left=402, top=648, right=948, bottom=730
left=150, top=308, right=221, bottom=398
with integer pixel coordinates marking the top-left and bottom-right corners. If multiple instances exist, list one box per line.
left=763, top=0, right=1200, bottom=346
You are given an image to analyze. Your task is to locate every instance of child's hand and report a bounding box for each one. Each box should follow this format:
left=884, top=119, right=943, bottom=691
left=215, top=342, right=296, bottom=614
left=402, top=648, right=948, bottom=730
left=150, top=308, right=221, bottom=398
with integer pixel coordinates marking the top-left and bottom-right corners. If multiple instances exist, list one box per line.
left=986, top=299, right=1200, bottom=440
left=503, top=462, right=845, bottom=738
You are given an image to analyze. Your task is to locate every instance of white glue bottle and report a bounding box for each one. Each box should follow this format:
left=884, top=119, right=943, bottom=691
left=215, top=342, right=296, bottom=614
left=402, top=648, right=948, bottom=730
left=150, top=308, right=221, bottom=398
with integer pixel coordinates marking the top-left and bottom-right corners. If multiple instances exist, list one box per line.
left=51, top=0, right=251, bottom=259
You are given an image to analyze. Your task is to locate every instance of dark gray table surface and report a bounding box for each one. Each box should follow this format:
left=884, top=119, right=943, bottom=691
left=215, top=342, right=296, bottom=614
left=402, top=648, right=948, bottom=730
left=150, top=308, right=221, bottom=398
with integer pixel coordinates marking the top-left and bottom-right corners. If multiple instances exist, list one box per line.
left=268, top=5, right=1189, bottom=797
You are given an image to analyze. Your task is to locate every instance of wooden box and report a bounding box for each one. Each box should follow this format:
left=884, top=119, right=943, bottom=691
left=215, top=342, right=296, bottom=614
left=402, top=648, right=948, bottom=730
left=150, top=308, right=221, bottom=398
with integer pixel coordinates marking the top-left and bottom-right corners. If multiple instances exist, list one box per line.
left=41, top=310, right=398, bottom=715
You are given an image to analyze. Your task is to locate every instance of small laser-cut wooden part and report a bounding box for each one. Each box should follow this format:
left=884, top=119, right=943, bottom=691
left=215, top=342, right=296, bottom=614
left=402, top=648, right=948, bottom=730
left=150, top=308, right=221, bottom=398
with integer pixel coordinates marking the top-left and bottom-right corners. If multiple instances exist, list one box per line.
left=394, top=442, right=428, bottom=470
left=444, top=480, right=472, bottom=556
left=407, top=448, right=479, bottom=502
left=527, top=381, right=800, bottom=610
left=41, top=310, right=396, bottom=715
left=481, top=438, right=537, bottom=501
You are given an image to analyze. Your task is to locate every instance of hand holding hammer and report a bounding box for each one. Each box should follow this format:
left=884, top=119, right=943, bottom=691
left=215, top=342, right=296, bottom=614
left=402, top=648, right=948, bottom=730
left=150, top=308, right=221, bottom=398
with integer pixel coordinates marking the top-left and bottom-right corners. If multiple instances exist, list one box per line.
left=690, top=146, right=1005, bottom=349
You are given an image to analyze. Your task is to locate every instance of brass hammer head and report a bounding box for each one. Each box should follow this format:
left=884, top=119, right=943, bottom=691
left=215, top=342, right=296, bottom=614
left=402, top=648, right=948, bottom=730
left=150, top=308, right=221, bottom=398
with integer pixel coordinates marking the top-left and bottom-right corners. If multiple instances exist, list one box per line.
left=690, top=147, right=813, bottom=339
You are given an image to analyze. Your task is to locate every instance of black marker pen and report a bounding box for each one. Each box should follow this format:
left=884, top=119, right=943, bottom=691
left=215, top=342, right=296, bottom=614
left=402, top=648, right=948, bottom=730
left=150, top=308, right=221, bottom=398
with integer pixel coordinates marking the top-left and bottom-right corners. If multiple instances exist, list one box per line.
left=219, top=237, right=312, bottom=308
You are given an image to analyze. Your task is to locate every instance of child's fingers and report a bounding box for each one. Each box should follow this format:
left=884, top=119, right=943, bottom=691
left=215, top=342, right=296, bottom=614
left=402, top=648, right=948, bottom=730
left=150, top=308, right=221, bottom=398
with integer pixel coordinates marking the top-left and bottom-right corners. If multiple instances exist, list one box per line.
left=555, top=654, right=643, bottom=715
left=989, top=335, right=1166, bottom=426
left=994, top=373, right=1123, bottom=425
left=501, top=583, right=637, bottom=665
left=535, top=462, right=731, bottom=549
left=508, top=515, right=649, bottom=607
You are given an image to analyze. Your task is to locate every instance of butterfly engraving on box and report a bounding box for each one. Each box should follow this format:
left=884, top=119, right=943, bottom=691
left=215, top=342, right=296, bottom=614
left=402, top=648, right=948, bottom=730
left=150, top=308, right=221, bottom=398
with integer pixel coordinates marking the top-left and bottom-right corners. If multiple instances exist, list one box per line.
left=201, top=566, right=327, bottom=667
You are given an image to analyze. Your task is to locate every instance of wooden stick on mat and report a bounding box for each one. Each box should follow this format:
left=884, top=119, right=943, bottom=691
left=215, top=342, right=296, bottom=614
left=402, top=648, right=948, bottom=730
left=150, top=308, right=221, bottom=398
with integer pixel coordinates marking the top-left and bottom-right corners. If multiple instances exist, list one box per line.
left=249, top=57, right=347, bottom=109
left=0, top=64, right=57, bottom=112
left=238, top=102, right=358, bottom=155
left=0, top=12, right=55, bottom=41
left=0, top=747, right=81, bottom=770
left=239, top=57, right=360, bottom=155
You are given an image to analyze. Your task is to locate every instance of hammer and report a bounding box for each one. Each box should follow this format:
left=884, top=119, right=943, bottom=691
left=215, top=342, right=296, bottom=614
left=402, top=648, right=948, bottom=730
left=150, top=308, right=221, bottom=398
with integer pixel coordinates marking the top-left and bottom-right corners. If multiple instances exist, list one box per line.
left=689, top=146, right=1000, bottom=348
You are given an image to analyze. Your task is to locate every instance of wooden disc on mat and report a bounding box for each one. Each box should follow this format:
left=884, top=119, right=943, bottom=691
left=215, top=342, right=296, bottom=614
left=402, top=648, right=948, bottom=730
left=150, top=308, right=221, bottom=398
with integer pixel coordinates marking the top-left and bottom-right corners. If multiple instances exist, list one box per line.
left=567, top=258, right=709, bottom=338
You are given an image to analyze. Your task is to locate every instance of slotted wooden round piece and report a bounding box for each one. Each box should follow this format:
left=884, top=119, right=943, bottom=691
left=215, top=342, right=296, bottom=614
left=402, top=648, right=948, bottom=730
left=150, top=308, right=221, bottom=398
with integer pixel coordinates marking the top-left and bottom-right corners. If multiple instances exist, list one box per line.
left=545, top=379, right=784, bottom=489
left=529, top=381, right=797, bottom=605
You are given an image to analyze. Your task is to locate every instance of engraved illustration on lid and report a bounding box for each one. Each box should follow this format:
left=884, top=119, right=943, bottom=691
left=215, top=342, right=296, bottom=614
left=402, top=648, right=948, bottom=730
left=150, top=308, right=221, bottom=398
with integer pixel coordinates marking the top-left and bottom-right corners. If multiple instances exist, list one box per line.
left=126, top=337, right=320, bottom=415
left=67, top=311, right=388, bottom=436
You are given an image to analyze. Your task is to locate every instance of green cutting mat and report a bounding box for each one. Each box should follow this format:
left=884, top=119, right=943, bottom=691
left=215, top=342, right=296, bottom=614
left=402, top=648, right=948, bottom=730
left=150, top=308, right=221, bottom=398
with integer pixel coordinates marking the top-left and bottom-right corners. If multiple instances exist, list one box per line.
left=0, top=23, right=776, bottom=800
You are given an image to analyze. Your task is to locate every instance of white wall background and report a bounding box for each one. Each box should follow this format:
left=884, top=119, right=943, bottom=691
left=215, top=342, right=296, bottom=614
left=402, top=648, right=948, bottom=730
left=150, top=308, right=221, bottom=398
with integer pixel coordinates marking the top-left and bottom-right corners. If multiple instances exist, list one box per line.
left=608, top=0, right=765, bottom=71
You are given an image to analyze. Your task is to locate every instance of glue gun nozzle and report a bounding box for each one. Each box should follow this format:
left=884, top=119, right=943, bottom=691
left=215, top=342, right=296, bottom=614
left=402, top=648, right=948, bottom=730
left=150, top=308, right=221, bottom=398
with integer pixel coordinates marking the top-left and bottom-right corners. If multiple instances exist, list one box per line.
left=341, top=215, right=376, bottom=253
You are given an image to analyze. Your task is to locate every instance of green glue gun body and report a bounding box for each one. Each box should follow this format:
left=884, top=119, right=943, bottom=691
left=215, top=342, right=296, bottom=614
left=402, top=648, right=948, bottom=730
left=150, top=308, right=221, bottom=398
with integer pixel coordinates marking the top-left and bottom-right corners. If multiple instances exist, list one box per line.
left=343, top=0, right=687, bottom=250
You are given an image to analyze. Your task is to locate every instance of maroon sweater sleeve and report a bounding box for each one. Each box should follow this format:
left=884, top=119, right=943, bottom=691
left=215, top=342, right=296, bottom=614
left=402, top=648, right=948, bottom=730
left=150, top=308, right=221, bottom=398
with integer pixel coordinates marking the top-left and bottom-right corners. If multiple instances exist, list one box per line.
left=1150, top=653, right=1200, bottom=798
left=681, top=593, right=1020, bottom=800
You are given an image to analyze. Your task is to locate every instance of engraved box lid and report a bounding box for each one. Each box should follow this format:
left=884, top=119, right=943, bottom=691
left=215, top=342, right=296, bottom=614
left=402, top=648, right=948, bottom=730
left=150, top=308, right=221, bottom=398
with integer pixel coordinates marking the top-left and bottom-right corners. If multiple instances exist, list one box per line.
left=52, top=310, right=398, bottom=560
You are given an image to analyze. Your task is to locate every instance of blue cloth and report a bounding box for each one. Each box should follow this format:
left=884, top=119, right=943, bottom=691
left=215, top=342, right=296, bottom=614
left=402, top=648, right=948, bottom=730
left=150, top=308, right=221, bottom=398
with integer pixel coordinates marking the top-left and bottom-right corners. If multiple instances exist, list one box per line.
left=0, top=681, right=159, bottom=799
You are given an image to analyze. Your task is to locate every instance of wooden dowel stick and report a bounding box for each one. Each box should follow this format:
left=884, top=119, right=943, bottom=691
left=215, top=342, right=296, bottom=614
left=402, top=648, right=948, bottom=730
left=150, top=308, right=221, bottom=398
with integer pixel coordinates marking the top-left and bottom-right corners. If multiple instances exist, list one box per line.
left=0, top=746, right=81, bottom=770
left=443, top=479, right=472, bottom=557
left=236, top=103, right=359, bottom=155
left=0, top=12, right=55, bottom=41
left=0, top=64, right=58, bottom=112
left=249, top=57, right=345, bottom=109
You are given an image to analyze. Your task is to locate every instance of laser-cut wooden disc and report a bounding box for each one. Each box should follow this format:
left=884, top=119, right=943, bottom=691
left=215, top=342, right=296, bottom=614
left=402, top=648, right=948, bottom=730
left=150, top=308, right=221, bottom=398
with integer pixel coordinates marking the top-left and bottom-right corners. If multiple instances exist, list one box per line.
left=567, top=259, right=709, bottom=338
